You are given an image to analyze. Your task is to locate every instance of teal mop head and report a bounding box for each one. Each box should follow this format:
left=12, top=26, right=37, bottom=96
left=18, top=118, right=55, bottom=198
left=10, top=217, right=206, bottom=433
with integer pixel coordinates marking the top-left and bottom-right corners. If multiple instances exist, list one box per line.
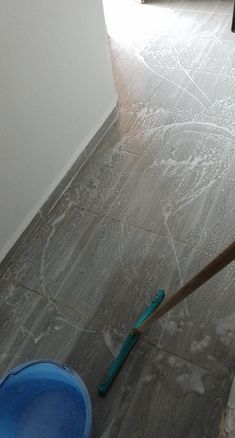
left=98, top=289, right=165, bottom=396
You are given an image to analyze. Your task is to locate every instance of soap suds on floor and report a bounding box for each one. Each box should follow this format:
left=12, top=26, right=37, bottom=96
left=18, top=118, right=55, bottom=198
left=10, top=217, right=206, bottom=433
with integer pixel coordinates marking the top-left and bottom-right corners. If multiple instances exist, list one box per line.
left=158, top=315, right=185, bottom=337
left=191, top=335, right=211, bottom=352
left=39, top=212, right=66, bottom=294
left=176, top=368, right=206, bottom=395
left=216, top=313, right=235, bottom=346
left=103, top=328, right=120, bottom=357
left=142, top=374, right=156, bottom=383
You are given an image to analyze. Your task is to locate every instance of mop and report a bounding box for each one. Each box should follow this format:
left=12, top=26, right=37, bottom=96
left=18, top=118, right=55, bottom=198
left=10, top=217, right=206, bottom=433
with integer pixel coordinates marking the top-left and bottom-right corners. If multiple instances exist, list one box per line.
left=98, top=241, right=235, bottom=396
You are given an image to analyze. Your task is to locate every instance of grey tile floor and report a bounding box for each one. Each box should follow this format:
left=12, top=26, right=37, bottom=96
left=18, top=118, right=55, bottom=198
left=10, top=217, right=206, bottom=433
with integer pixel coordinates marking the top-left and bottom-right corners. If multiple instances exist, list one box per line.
left=1, top=0, right=235, bottom=436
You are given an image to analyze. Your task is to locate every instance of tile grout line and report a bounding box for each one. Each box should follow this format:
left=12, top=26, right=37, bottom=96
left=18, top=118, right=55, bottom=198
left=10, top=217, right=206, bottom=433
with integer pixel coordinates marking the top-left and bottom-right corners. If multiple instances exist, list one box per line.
left=59, top=202, right=222, bottom=249
left=15, top=281, right=230, bottom=380
left=141, top=337, right=229, bottom=379
left=15, top=281, right=110, bottom=328
left=49, top=200, right=165, bottom=237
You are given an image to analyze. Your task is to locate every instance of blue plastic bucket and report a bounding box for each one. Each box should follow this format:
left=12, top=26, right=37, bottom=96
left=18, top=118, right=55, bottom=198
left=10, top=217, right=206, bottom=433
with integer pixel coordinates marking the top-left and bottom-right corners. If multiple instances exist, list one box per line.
left=0, top=360, right=93, bottom=438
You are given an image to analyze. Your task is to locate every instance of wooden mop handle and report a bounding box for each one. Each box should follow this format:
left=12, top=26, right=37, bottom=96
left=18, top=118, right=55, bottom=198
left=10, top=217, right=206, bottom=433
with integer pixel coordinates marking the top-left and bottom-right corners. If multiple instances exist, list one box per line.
left=138, top=240, right=235, bottom=334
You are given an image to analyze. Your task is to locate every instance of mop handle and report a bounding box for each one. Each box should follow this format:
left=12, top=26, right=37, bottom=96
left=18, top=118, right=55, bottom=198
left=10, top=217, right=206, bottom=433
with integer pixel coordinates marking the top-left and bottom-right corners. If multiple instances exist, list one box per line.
left=136, top=240, right=235, bottom=334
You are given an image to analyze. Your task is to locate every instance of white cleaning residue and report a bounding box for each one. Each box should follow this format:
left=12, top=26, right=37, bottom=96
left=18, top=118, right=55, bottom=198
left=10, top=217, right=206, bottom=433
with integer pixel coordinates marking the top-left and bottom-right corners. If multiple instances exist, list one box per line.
left=222, top=375, right=235, bottom=437
left=191, top=335, right=211, bottom=353
left=142, top=374, right=156, bottom=383
left=103, top=328, right=120, bottom=357
left=216, top=313, right=235, bottom=346
left=176, top=368, right=206, bottom=395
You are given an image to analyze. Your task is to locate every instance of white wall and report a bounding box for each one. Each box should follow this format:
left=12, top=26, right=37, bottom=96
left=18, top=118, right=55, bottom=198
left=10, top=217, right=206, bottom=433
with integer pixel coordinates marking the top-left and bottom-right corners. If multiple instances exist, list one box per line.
left=0, top=0, right=117, bottom=262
